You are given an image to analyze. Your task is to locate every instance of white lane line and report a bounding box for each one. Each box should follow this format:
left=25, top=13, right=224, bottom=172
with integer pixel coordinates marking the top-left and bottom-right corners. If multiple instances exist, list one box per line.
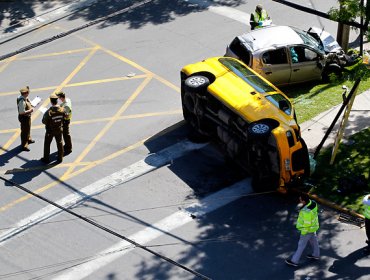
left=52, top=178, right=252, bottom=280
left=0, top=140, right=207, bottom=245
left=186, top=0, right=250, bottom=24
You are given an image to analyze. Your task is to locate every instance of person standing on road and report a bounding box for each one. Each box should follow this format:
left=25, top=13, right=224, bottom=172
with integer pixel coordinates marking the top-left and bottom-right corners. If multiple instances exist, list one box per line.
left=56, top=91, right=72, bottom=155
left=17, top=86, right=35, bottom=151
left=362, top=194, right=370, bottom=252
left=250, top=4, right=269, bottom=30
left=285, top=193, right=320, bottom=267
left=40, top=93, right=64, bottom=164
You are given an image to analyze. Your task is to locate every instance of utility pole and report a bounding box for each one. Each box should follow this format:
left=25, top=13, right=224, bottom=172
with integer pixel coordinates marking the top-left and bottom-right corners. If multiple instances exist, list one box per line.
left=336, top=0, right=350, bottom=52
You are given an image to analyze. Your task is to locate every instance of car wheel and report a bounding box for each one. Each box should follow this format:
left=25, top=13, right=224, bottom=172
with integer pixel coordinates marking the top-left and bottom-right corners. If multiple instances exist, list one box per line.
left=184, top=75, right=210, bottom=93
left=248, top=122, right=271, bottom=137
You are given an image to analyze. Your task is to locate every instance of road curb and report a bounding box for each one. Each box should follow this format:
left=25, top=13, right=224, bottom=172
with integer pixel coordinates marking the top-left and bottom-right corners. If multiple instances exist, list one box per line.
left=0, top=0, right=98, bottom=45
left=291, top=187, right=365, bottom=221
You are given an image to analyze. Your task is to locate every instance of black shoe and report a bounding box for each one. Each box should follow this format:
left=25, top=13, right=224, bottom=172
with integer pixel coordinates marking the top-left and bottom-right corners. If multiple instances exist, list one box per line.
left=64, top=150, right=72, bottom=156
left=22, top=147, right=30, bottom=152
left=40, top=157, right=50, bottom=164
left=306, top=254, right=320, bottom=260
left=28, top=139, right=35, bottom=144
left=285, top=259, right=298, bottom=267
left=56, top=159, right=63, bottom=164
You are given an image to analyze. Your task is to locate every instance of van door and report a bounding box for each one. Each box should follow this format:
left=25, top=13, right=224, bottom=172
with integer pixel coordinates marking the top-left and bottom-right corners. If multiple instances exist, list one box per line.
left=259, top=48, right=291, bottom=86
left=289, top=46, right=322, bottom=84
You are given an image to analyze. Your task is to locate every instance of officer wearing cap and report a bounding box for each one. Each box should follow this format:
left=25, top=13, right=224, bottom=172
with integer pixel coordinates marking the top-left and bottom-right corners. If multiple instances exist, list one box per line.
left=250, top=4, right=270, bottom=30
left=40, top=93, right=65, bottom=164
left=17, top=86, right=35, bottom=151
left=56, top=91, right=72, bottom=155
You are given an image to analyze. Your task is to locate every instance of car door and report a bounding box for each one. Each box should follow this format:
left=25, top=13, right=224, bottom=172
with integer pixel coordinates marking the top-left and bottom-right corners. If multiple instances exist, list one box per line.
left=259, top=48, right=291, bottom=86
left=288, top=46, right=323, bottom=84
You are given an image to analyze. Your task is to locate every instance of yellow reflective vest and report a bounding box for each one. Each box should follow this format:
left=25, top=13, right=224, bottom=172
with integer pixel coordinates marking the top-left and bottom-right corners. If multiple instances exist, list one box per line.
left=363, top=195, right=370, bottom=219
left=296, top=200, right=319, bottom=235
left=252, top=10, right=268, bottom=29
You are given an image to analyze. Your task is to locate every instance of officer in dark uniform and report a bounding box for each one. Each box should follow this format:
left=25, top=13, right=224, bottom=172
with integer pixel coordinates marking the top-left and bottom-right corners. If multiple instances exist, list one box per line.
left=40, top=93, right=65, bottom=164
left=56, top=91, right=72, bottom=155
left=17, top=86, right=35, bottom=151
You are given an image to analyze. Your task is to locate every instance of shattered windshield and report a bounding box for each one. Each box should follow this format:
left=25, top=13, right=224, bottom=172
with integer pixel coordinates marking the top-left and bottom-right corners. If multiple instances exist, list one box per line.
left=292, top=27, right=324, bottom=53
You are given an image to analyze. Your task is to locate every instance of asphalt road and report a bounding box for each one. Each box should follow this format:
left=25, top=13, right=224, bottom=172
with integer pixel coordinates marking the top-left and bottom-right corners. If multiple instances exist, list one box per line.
left=0, top=1, right=368, bottom=279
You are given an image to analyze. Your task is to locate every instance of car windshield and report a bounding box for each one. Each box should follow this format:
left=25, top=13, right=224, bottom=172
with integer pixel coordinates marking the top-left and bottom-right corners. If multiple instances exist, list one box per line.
left=291, top=27, right=324, bottom=52
left=219, top=57, right=275, bottom=93
left=265, top=94, right=292, bottom=115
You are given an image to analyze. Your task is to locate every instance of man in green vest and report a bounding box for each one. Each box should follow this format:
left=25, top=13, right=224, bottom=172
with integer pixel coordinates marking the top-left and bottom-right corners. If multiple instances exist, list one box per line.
left=286, top=193, right=320, bottom=266
left=249, top=4, right=270, bottom=30
left=363, top=194, right=370, bottom=252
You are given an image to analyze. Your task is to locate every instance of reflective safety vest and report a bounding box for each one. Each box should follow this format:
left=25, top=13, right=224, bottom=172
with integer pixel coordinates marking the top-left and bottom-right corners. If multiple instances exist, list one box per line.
left=363, top=195, right=370, bottom=219
left=296, top=200, right=319, bottom=235
left=61, top=98, right=72, bottom=120
left=252, top=10, right=268, bottom=28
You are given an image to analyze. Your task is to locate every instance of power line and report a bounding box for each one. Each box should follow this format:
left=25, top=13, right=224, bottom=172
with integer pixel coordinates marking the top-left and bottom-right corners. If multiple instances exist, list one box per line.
left=0, top=175, right=212, bottom=280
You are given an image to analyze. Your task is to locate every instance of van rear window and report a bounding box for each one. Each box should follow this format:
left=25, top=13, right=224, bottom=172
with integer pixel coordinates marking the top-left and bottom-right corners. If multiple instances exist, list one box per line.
left=219, top=57, right=275, bottom=93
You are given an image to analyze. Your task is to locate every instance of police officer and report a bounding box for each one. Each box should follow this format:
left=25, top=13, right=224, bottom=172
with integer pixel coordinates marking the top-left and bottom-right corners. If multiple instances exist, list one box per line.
left=40, top=93, right=64, bottom=164
left=363, top=194, right=370, bottom=252
left=56, top=91, right=72, bottom=155
left=250, top=4, right=270, bottom=30
left=286, top=193, right=320, bottom=266
left=17, top=86, right=35, bottom=151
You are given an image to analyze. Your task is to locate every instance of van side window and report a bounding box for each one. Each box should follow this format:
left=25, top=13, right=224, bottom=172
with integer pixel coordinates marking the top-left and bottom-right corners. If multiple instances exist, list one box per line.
left=262, top=48, right=287, bottom=65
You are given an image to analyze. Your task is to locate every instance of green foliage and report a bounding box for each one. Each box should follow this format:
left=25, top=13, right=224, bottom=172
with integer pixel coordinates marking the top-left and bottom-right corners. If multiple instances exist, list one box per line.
left=328, top=1, right=361, bottom=22
left=283, top=63, right=370, bottom=123
left=310, top=128, right=370, bottom=212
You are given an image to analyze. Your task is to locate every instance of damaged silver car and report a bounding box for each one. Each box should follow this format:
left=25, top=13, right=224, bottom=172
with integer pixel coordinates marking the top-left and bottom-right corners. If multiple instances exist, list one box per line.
left=225, top=25, right=355, bottom=86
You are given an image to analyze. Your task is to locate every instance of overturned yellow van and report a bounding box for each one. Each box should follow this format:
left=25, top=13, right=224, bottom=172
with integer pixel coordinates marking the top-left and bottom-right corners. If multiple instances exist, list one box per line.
left=181, top=57, right=310, bottom=191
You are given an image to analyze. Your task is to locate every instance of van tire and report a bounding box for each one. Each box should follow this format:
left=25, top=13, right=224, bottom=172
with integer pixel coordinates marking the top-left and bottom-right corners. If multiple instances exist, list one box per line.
left=184, top=75, right=210, bottom=93
left=248, top=121, right=271, bottom=137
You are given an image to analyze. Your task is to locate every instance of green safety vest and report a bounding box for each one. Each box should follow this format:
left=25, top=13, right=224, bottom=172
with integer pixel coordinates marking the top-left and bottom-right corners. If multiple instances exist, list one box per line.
left=296, top=200, right=319, bottom=235
left=61, top=98, right=72, bottom=120
left=363, top=195, right=370, bottom=219
left=252, top=10, right=268, bottom=28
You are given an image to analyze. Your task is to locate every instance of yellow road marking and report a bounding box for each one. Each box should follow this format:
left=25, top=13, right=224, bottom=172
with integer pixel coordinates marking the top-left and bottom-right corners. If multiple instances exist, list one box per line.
left=62, top=75, right=153, bottom=179
left=1, top=161, right=91, bottom=174
left=0, top=56, right=17, bottom=73
left=0, top=46, right=100, bottom=156
left=0, top=75, right=148, bottom=97
left=17, top=48, right=95, bottom=60
left=0, top=138, right=147, bottom=212
left=0, top=29, right=182, bottom=212
left=0, top=110, right=181, bottom=134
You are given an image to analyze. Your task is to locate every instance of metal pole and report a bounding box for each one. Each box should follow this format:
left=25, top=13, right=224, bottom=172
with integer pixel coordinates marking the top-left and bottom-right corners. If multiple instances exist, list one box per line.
left=360, top=0, right=364, bottom=55
left=313, top=78, right=361, bottom=159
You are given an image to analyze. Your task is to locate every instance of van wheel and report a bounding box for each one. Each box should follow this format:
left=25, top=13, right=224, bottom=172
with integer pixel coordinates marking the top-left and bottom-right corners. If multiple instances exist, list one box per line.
left=184, top=75, right=210, bottom=93
left=248, top=122, right=271, bottom=137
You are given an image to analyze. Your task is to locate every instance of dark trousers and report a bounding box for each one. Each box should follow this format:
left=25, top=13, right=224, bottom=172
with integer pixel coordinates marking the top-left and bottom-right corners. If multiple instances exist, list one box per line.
left=43, top=130, right=63, bottom=162
left=19, top=115, right=31, bottom=148
left=366, top=218, right=370, bottom=245
left=63, top=120, right=72, bottom=152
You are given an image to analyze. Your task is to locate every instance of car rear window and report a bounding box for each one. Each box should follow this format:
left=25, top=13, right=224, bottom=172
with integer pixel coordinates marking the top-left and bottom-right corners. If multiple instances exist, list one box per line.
left=218, top=57, right=275, bottom=93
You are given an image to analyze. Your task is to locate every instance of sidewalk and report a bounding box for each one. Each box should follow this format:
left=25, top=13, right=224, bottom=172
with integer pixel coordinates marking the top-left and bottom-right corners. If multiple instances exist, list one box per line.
left=301, top=88, right=370, bottom=152
left=0, top=0, right=96, bottom=43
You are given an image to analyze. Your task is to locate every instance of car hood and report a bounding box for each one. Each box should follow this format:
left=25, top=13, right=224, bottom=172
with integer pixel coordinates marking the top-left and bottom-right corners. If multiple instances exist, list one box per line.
left=308, top=26, right=343, bottom=53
